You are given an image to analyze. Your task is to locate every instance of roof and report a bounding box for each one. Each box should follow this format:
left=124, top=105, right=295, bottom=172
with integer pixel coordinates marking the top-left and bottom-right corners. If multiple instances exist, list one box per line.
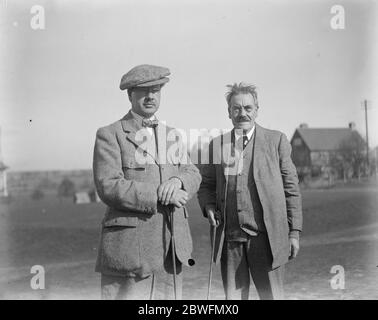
left=0, top=161, right=8, bottom=171
left=294, top=128, right=361, bottom=151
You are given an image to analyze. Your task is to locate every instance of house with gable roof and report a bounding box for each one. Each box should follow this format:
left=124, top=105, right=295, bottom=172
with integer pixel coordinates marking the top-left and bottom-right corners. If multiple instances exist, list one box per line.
left=290, top=122, right=366, bottom=180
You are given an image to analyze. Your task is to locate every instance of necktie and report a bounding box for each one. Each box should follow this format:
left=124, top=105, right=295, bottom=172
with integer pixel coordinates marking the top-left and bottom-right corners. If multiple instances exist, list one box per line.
left=242, top=134, right=248, bottom=149
left=237, top=134, right=248, bottom=150
left=142, top=119, right=159, bottom=128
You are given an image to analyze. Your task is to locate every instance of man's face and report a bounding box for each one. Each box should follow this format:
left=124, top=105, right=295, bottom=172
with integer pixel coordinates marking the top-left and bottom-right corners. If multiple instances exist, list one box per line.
left=228, top=93, right=258, bottom=131
left=129, top=85, right=161, bottom=117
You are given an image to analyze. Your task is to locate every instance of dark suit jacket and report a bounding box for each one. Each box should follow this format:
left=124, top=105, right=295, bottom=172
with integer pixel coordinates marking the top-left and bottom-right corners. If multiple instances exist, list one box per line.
left=93, top=111, right=201, bottom=277
left=197, top=124, right=302, bottom=269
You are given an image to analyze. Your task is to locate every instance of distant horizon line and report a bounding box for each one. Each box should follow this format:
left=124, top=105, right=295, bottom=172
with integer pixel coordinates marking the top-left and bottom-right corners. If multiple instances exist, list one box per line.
left=6, top=168, right=92, bottom=173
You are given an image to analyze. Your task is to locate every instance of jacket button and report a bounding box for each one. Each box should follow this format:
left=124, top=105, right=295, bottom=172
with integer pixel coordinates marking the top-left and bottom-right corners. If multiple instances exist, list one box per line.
left=237, top=190, right=241, bottom=193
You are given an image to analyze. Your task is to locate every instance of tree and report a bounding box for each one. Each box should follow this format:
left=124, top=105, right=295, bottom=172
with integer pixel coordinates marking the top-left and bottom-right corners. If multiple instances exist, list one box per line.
left=31, top=188, right=44, bottom=200
left=330, top=131, right=367, bottom=181
left=57, top=178, right=76, bottom=198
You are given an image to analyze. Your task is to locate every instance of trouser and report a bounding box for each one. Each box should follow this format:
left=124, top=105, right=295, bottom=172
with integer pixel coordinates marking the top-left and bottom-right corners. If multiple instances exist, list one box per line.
left=220, top=233, right=285, bottom=300
left=101, top=242, right=182, bottom=300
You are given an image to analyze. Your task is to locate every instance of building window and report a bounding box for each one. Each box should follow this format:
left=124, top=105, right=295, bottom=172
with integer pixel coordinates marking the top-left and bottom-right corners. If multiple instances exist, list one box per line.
left=311, top=151, right=330, bottom=166
left=293, top=138, right=302, bottom=146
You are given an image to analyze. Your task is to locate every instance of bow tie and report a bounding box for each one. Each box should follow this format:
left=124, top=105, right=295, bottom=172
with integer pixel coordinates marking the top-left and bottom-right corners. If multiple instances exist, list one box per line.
left=142, top=119, right=159, bottom=128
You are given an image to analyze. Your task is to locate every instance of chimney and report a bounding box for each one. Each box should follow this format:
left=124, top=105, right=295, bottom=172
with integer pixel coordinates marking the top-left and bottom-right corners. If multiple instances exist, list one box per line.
left=299, top=123, right=308, bottom=129
left=0, top=126, right=2, bottom=162
left=348, top=122, right=356, bottom=130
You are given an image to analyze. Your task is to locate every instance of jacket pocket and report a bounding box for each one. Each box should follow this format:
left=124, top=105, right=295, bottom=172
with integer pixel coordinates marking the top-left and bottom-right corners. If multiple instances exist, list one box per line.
left=100, top=217, right=140, bottom=272
left=103, top=216, right=138, bottom=228
left=122, top=156, right=147, bottom=180
left=122, top=157, right=146, bottom=171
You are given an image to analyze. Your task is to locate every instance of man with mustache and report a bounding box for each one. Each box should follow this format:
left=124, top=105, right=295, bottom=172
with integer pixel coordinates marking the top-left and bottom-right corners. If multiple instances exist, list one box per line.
left=198, top=82, right=302, bottom=299
left=93, top=64, right=201, bottom=299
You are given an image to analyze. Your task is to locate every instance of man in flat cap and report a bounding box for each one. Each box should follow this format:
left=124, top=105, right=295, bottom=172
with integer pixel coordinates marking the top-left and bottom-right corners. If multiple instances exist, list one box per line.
left=198, top=82, right=302, bottom=299
left=93, top=64, right=201, bottom=299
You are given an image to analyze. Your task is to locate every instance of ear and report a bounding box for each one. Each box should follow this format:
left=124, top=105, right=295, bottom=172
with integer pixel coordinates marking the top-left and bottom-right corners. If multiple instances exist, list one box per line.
left=228, top=106, right=232, bottom=119
left=252, top=106, right=259, bottom=120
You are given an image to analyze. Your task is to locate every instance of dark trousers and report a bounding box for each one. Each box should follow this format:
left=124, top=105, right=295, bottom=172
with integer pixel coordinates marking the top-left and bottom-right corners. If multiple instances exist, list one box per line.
left=101, top=243, right=182, bottom=300
left=221, top=233, right=285, bottom=300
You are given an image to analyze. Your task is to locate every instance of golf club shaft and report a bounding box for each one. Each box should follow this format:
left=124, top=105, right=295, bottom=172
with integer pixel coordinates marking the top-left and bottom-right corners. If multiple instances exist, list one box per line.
left=207, top=224, right=217, bottom=300
left=170, top=209, right=177, bottom=300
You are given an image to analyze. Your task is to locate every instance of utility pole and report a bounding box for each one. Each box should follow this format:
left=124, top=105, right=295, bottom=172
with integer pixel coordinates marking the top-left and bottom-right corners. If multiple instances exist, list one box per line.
left=0, top=126, right=9, bottom=197
left=376, top=147, right=378, bottom=179
left=363, top=99, right=370, bottom=168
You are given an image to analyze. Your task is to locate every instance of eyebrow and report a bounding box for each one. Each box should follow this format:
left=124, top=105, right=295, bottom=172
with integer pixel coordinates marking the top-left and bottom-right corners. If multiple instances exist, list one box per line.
left=232, top=105, right=253, bottom=108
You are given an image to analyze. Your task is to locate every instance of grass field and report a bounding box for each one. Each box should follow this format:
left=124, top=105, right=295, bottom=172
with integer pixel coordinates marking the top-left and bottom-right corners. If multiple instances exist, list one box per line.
left=0, top=181, right=377, bottom=300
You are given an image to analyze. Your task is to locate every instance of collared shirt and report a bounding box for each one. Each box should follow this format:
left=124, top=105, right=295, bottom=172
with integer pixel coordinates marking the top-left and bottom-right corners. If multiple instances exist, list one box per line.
left=232, top=125, right=255, bottom=153
left=234, top=125, right=255, bottom=143
left=130, top=110, right=157, bottom=136
left=130, top=110, right=158, bottom=162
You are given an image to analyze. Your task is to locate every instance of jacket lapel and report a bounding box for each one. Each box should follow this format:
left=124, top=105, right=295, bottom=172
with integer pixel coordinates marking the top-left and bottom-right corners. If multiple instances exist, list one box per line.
left=220, top=131, right=233, bottom=177
left=252, top=123, right=267, bottom=178
left=155, top=122, right=171, bottom=165
left=121, top=111, right=159, bottom=164
left=220, top=124, right=266, bottom=193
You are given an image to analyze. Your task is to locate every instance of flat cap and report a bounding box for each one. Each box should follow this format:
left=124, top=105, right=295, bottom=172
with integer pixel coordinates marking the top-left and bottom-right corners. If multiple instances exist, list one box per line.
left=120, top=64, right=170, bottom=90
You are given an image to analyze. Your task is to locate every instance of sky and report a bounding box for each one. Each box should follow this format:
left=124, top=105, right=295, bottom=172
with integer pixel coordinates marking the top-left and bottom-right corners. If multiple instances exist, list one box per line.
left=0, top=0, right=377, bottom=171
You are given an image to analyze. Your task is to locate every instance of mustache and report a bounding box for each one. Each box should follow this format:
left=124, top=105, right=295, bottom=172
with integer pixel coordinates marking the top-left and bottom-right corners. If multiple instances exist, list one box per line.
left=236, top=116, right=251, bottom=122
left=143, top=99, right=156, bottom=105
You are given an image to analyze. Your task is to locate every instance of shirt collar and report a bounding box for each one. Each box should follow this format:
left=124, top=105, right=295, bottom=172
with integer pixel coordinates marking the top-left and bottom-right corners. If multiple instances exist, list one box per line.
left=234, top=125, right=255, bottom=141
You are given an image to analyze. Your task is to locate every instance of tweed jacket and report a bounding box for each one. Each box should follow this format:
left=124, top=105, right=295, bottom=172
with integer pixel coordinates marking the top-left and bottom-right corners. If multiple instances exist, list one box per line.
left=93, top=111, right=201, bottom=277
left=197, top=124, right=302, bottom=269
